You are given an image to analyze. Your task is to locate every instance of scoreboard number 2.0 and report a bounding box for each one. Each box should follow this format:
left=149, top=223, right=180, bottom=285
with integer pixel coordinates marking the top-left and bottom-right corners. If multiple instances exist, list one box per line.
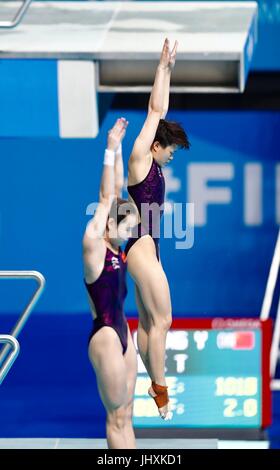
left=129, top=318, right=271, bottom=429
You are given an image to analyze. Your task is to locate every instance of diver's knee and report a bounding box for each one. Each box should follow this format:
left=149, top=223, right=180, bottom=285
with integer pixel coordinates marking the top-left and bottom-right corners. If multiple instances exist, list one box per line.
left=107, top=406, right=127, bottom=432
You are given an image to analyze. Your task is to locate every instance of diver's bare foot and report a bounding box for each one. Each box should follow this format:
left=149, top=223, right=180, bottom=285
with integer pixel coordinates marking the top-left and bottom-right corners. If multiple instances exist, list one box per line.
left=148, top=384, right=173, bottom=420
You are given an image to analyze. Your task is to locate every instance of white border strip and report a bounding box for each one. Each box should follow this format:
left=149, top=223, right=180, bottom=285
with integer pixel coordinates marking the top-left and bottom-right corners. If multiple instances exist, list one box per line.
left=57, top=60, right=98, bottom=138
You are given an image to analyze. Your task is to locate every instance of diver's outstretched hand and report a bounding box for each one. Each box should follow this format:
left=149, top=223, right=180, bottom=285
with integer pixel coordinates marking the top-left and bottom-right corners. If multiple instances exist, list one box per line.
left=159, top=38, right=178, bottom=71
left=107, top=117, right=129, bottom=152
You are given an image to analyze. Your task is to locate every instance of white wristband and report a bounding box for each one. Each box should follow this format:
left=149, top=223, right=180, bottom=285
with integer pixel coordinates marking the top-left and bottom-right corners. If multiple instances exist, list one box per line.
left=104, top=148, right=115, bottom=166
left=116, top=142, right=122, bottom=156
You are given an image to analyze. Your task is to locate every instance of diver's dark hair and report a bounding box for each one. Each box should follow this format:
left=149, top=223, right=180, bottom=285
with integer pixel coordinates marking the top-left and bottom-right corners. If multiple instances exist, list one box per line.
left=108, top=197, right=134, bottom=226
left=152, top=119, right=190, bottom=150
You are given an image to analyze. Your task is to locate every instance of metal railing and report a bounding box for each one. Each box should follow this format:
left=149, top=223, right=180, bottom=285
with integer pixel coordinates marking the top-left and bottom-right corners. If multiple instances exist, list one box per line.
left=0, top=335, right=20, bottom=384
left=0, top=270, right=45, bottom=384
left=0, top=0, right=32, bottom=29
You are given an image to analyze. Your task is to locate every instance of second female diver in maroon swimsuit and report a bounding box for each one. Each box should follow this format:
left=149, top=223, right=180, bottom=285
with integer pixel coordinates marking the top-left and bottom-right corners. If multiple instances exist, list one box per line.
left=82, top=118, right=138, bottom=449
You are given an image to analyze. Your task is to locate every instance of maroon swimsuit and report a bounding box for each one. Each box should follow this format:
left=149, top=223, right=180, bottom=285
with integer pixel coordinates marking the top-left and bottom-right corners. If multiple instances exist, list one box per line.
left=124, top=158, right=165, bottom=260
left=84, top=247, right=128, bottom=355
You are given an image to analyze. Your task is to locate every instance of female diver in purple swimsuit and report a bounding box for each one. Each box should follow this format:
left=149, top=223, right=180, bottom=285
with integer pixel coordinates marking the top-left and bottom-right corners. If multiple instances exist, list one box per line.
left=82, top=118, right=138, bottom=449
left=125, top=39, right=190, bottom=420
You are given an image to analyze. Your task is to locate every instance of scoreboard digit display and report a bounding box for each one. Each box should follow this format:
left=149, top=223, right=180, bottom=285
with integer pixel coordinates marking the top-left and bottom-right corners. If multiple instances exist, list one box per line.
left=128, top=318, right=271, bottom=429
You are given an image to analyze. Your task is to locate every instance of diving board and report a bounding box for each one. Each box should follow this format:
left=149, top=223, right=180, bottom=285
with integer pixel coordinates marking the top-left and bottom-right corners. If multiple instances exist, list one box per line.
left=0, top=1, right=258, bottom=137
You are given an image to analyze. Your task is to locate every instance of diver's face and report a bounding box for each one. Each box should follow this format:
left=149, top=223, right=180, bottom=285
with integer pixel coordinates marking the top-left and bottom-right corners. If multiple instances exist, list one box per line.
left=117, top=213, right=138, bottom=244
left=108, top=213, right=138, bottom=246
left=152, top=142, right=178, bottom=167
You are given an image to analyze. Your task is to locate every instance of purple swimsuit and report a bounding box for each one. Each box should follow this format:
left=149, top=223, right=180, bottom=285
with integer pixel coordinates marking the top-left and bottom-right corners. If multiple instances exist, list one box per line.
left=125, top=158, right=165, bottom=260
left=84, top=247, right=128, bottom=355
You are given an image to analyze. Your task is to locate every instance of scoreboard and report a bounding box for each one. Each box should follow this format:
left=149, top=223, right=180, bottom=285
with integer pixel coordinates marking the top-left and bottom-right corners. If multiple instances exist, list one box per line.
left=128, top=318, right=271, bottom=429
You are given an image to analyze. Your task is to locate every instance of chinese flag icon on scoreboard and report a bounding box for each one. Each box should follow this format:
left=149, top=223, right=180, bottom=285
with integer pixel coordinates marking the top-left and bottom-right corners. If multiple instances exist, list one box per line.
left=234, top=331, right=255, bottom=350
